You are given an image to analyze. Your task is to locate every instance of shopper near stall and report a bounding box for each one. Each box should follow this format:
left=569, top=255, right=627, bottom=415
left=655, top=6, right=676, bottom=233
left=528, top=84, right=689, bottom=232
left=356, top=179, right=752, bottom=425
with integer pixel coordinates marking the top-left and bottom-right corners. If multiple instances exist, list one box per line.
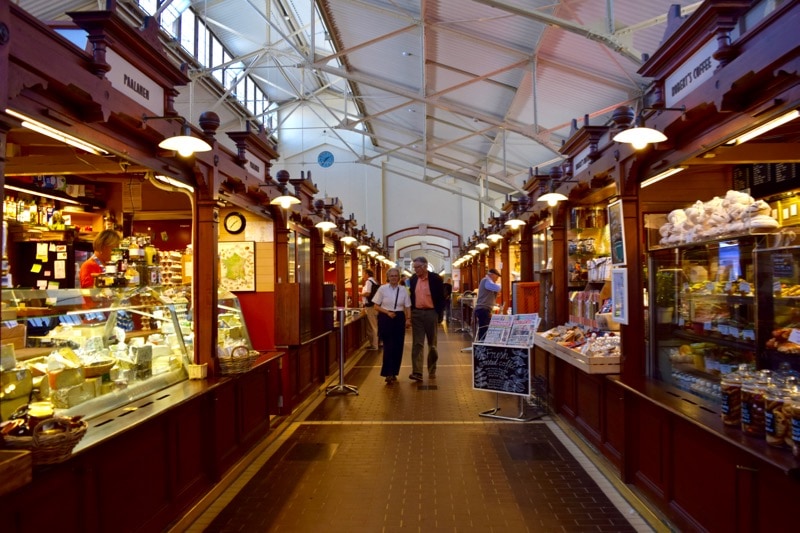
left=360, top=268, right=380, bottom=350
left=442, top=277, right=453, bottom=323
left=408, top=256, right=446, bottom=380
left=474, top=268, right=501, bottom=341
left=79, top=229, right=121, bottom=288
left=373, top=267, right=412, bottom=384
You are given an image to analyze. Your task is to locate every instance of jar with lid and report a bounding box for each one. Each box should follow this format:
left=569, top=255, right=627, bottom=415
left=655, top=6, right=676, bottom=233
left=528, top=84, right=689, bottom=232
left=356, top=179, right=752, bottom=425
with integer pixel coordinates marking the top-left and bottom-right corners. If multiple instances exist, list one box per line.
left=27, top=401, right=54, bottom=430
left=790, top=394, right=800, bottom=458
left=741, top=370, right=772, bottom=438
left=765, top=385, right=792, bottom=447
left=720, top=370, right=744, bottom=427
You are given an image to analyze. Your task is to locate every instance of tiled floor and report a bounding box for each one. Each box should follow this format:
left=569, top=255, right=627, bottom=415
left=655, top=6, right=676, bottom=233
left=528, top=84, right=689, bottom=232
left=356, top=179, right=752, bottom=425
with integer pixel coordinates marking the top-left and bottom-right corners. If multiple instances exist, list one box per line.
left=178, top=324, right=666, bottom=533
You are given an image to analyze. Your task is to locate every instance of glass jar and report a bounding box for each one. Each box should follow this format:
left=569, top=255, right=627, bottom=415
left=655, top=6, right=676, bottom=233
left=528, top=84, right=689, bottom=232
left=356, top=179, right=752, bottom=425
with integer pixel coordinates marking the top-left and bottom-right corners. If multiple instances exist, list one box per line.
left=765, top=385, right=791, bottom=447
left=741, top=372, right=771, bottom=438
left=720, top=371, right=743, bottom=427
left=791, top=395, right=800, bottom=458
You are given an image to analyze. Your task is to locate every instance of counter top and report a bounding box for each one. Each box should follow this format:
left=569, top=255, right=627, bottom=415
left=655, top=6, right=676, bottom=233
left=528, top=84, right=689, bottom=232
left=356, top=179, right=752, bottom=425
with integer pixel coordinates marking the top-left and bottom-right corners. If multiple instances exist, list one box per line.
left=610, top=376, right=800, bottom=478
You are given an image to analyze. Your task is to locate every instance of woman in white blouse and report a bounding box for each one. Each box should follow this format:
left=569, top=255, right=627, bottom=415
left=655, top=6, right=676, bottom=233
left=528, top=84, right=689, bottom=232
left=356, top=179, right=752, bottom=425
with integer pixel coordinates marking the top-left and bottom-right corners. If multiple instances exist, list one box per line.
left=372, top=267, right=412, bottom=383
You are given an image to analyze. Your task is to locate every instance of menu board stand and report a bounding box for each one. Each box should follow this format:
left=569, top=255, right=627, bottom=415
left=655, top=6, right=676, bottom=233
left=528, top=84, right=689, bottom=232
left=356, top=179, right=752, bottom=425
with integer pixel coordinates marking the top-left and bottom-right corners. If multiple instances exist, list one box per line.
left=472, top=342, right=543, bottom=422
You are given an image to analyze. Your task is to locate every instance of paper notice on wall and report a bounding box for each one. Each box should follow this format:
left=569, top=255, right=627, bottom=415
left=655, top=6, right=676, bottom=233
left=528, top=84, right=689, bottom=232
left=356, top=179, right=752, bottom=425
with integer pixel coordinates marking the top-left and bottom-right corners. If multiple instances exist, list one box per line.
left=122, top=181, right=143, bottom=212
left=36, top=243, right=48, bottom=261
left=54, top=260, right=66, bottom=279
left=31, top=263, right=42, bottom=273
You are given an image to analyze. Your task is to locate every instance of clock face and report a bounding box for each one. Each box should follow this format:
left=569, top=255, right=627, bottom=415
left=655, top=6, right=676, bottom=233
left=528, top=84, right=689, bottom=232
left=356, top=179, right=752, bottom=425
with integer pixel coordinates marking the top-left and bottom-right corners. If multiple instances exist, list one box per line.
left=224, top=212, right=246, bottom=234
left=317, top=150, right=335, bottom=168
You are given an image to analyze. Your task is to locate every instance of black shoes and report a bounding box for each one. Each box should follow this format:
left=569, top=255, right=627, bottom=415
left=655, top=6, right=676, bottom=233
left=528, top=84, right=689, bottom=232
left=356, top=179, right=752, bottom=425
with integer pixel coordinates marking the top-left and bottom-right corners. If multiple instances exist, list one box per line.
left=428, top=372, right=436, bottom=379
left=409, top=373, right=423, bottom=382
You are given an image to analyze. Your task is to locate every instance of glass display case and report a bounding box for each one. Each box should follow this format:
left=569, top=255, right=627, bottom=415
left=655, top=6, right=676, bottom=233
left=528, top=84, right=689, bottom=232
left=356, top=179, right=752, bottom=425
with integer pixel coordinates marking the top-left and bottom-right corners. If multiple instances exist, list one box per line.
left=1, top=286, right=191, bottom=422
left=0, top=286, right=255, bottom=423
left=649, top=236, right=758, bottom=400
left=754, top=241, right=800, bottom=372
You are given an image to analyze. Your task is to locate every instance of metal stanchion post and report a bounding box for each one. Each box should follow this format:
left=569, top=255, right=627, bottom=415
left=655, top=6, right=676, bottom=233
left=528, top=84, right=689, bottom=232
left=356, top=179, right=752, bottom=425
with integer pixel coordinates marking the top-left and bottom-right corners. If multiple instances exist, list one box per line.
left=325, top=307, right=359, bottom=396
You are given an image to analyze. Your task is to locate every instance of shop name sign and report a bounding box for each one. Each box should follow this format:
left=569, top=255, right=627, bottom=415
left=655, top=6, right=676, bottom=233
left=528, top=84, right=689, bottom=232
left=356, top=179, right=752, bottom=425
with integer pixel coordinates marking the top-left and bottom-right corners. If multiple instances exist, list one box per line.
left=105, top=48, right=164, bottom=116
left=244, top=150, right=266, bottom=181
left=665, top=39, right=719, bottom=108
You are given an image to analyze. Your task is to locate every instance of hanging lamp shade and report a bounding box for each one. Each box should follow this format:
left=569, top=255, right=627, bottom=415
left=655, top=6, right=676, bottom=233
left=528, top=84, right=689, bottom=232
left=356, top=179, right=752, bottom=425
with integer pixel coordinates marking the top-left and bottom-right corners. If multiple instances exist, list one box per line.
left=504, top=217, right=525, bottom=229
left=158, top=126, right=212, bottom=156
left=315, top=219, right=337, bottom=231
left=270, top=188, right=301, bottom=209
left=487, top=232, right=503, bottom=242
left=340, top=235, right=357, bottom=245
left=613, top=126, right=666, bottom=150
left=537, top=192, right=568, bottom=207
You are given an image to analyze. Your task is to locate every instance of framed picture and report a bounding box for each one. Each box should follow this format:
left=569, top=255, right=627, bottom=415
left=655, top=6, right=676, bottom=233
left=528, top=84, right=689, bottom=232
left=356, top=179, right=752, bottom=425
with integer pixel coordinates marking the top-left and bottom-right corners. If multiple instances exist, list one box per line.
left=218, top=241, right=256, bottom=292
left=611, top=267, right=629, bottom=325
left=608, top=199, right=626, bottom=265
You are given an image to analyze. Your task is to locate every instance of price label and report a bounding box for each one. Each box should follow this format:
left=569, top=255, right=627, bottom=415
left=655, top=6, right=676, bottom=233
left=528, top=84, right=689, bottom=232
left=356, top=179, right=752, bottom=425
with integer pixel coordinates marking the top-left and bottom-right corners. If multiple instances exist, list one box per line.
left=718, top=324, right=729, bottom=336
left=724, top=281, right=732, bottom=293
left=788, top=329, right=800, bottom=345
left=743, top=329, right=756, bottom=341
left=704, top=321, right=713, bottom=331
left=706, top=282, right=716, bottom=293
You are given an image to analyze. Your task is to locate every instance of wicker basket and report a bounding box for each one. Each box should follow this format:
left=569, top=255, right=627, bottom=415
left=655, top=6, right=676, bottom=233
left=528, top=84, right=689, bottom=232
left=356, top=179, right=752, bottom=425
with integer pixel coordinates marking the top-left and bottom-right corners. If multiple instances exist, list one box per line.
left=218, top=349, right=259, bottom=375
left=2, top=417, right=88, bottom=466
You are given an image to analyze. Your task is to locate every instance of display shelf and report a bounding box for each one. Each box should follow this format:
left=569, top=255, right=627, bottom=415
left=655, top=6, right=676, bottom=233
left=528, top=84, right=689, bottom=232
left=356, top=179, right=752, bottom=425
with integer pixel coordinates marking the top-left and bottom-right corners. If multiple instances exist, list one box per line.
left=535, top=334, right=620, bottom=374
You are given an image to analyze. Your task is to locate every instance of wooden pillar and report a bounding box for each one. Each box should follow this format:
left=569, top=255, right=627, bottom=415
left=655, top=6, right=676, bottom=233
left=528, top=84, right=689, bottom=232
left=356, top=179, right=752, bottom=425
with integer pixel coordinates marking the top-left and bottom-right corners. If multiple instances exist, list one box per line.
left=272, top=208, right=290, bottom=284
left=310, top=227, right=325, bottom=335
left=500, top=240, right=510, bottom=311
left=551, top=203, right=569, bottom=325
left=335, top=241, right=346, bottom=307
left=194, top=197, right=219, bottom=370
left=349, top=247, right=359, bottom=307
left=519, top=222, right=534, bottom=282
left=619, top=159, right=645, bottom=384
left=0, top=1, right=9, bottom=259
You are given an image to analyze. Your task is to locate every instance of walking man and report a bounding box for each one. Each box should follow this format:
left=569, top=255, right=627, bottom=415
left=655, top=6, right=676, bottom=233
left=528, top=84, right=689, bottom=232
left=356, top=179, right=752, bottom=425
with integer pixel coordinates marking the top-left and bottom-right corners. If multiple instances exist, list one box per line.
left=408, top=257, right=446, bottom=380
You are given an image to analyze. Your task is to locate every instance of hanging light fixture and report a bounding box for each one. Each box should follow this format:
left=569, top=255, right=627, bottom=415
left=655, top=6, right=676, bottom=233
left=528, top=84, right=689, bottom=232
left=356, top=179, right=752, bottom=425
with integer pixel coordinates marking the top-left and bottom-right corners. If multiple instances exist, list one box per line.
left=612, top=106, right=685, bottom=150
left=537, top=191, right=568, bottom=207
left=270, top=169, right=301, bottom=209
left=476, top=242, right=489, bottom=250
left=357, top=243, right=371, bottom=252
left=315, top=218, right=336, bottom=232
left=141, top=114, right=212, bottom=157
left=340, top=234, right=357, bottom=245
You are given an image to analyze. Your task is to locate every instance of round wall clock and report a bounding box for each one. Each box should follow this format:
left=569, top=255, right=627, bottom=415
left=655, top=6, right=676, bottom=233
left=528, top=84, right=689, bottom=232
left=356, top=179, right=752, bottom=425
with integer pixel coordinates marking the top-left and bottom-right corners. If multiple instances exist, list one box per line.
left=317, top=150, right=335, bottom=168
left=224, top=211, right=246, bottom=234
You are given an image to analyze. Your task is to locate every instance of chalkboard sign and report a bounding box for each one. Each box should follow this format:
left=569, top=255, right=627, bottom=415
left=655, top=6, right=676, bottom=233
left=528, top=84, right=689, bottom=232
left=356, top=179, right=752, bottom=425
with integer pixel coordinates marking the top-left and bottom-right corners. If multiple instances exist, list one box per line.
left=472, top=343, right=531, bottom=397
left=734, top=163, right=799, bottom=197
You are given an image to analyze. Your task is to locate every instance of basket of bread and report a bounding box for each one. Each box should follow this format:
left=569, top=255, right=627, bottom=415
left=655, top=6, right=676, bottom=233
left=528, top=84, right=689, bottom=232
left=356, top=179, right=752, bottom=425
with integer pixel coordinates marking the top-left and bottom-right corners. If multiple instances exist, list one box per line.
left=217, top=345, right=259, bottom=375
left=1, top=403, right=87, bottom=466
